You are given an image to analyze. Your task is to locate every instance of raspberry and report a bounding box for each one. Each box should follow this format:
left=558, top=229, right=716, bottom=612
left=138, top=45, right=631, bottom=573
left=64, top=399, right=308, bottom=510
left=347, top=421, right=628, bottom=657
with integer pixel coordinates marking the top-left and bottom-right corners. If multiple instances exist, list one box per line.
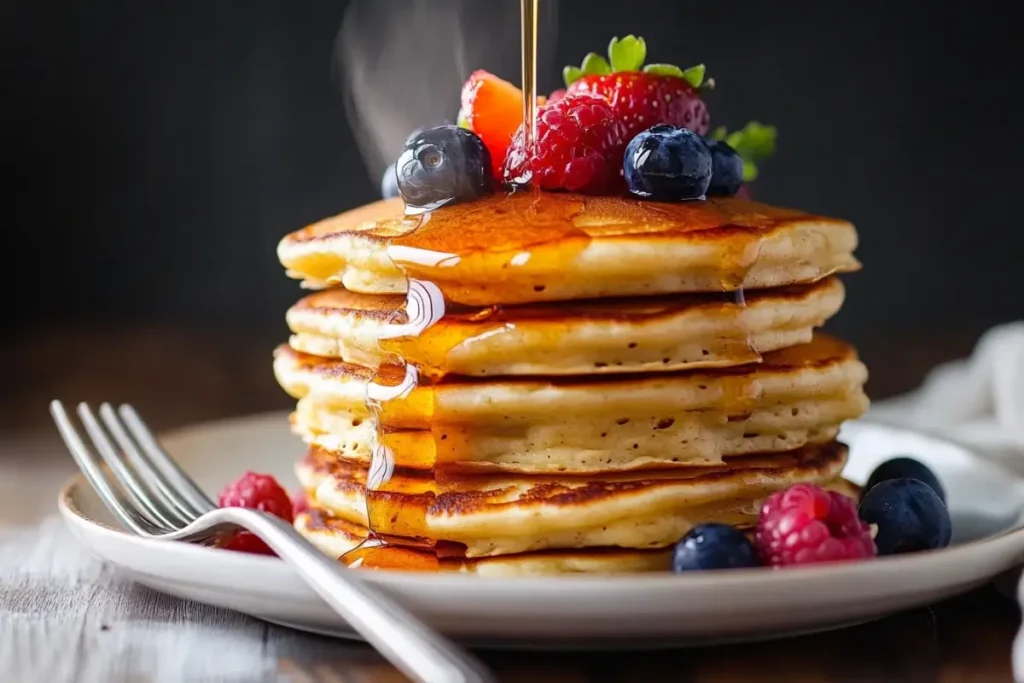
left=291, top=489, right=310, bottom=518
left=755, top=484, right=876, bottom=566
left=217, top=472, right=294, bottom=556
left=502, top=94, right=629, bottom=194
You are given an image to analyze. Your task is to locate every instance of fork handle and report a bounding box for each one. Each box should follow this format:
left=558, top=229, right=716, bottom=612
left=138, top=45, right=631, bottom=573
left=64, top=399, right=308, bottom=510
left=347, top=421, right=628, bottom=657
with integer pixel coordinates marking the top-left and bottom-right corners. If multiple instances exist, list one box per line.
left=202, top=508, right=494, bottom=683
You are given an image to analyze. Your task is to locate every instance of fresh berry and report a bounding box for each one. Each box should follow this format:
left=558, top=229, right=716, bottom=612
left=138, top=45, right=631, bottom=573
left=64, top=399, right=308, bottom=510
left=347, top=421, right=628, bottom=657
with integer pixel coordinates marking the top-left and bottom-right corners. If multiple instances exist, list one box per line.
left=703, top=138, right=744, bottom=197
left=380, top=163, right=399, bottom=199
left=756, top=484, right=876, bottom=566
left=735, top=184, right=751, bottom=200
left=563, top=36, right=710, bottom=142
left=547, top=88, right=566, bottom=104
left=709, top=122, right=777, bottom=189
left=502, top=94, right=629, bottom=193
left=858, top=479, right=952, bottom=555
left=458, top=70, right=526, bottom=180
left=672, top=523, right=759, bottom=572
left=624, top=124, right=712, bottom=201
left=396, top=125, right=492, bottom=212
left=217, top=472, right=294, bottom=555
left=863, top=457, right=946, bottom=504
left=292, top=490, right=310, bottom=518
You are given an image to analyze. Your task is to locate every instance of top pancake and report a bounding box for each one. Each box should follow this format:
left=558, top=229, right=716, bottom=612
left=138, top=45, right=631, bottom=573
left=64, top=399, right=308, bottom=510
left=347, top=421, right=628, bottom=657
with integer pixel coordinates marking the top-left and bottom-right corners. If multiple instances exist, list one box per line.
left=278, top=192, right=860, bottom=306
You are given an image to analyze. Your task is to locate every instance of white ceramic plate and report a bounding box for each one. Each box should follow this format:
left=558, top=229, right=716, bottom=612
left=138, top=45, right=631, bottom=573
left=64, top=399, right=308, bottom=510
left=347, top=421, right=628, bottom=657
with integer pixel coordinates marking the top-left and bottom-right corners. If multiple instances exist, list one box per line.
left=58, top=413, right=1024, bottom=647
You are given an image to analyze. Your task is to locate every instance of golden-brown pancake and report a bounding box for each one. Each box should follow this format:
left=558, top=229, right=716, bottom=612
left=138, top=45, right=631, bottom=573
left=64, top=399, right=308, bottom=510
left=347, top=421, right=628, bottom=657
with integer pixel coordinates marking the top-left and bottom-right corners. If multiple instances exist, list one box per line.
left=277, top=193, right=859, bottom=306
left=275, top=334, right=868, bottom=472
left=296, top=476, right=860, bottom=574
left=286, top=278, right=845, bottom=377
left=295, top=441, right=849, bottom=557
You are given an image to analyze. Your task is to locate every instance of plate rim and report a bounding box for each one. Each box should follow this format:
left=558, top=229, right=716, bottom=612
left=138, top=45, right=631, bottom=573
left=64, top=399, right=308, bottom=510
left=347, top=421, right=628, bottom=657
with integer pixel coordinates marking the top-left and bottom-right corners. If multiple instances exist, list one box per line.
left=57, top=413, right=1024, bottom=594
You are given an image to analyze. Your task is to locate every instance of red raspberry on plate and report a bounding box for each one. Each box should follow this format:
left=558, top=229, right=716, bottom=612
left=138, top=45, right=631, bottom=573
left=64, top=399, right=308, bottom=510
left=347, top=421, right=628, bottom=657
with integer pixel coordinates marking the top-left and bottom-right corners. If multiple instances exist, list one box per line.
left=291, top=489, right=310, bottom=518
left=755, top=484, right=876, bottom=566
left=217, top=472, right=294, bottom=556
left=502, top=93, right=629, bottom=193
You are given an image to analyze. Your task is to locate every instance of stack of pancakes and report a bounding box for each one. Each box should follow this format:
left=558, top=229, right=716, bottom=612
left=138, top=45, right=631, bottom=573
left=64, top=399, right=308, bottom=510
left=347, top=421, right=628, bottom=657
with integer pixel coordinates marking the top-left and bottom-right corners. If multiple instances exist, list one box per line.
left=274, top=192, right=867, bottom=575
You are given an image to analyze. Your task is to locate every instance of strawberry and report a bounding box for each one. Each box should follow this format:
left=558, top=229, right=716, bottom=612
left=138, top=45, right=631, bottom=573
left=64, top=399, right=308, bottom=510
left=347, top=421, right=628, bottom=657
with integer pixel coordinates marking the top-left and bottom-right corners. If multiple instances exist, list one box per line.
left=563, top=36, right=711, bottom=142
left=458, top=70, right=527, bottom=181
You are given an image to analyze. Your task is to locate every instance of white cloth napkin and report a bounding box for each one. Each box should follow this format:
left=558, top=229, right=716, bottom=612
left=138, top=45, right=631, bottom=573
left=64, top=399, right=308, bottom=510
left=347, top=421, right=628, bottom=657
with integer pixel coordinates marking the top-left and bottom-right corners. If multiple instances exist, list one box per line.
left=867, top=322, right=1024, bottom=476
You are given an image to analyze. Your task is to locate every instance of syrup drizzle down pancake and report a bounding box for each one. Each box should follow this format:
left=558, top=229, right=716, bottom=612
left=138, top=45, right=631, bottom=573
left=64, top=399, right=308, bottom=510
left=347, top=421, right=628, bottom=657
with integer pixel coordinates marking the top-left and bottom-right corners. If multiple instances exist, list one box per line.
left=278, top=193, right=860, bottom=305
left=286, top=277, right=846, bottom=377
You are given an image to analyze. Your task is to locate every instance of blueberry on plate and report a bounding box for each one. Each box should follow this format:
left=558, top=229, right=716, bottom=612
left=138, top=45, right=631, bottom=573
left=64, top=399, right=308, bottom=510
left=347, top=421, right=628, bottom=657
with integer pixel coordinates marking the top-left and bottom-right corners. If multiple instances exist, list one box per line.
left=672, top=523, right=759, bottom=571
left=396, top=125, right=492, bottom=212
left=863, top=457, right=945, bottom=503
left=703, top=138, right=744, bottom=197
left=380, top=162, right=399, bottom=199
left=624, top=124, right=712, bottom=201
left=858, top=478, right=952, bottom=555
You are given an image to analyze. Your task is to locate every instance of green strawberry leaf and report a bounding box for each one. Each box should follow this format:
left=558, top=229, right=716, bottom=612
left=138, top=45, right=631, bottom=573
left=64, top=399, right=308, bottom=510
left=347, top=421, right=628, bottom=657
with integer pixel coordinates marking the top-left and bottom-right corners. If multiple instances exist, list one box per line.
left=563, top=65, right=584, bottom=87
left=680, top=64, right=706, bottom=89
left=608, top=35, right=646, bottom=72
left=710, top=122, right=777, bottom=182
left=725, top=121, right=777, bottom=162
left=581, top=52, right=611, bottom=76
left=742, top=160, right=759, bottom=182
left=642, top=63, right=684, bottom=78
left=456, top=109, right=471, bottom=130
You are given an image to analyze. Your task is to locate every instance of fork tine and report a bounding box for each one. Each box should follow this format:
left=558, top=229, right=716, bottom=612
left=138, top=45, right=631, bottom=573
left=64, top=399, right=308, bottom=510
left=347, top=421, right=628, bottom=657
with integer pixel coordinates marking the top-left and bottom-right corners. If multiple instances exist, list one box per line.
left=49, top=400, right=161, bottom=536
left=118, top=404, right=216, bottom=513
left=98, top=403, right=198, bottom=525
left=76, top=403, right=181, bottom=531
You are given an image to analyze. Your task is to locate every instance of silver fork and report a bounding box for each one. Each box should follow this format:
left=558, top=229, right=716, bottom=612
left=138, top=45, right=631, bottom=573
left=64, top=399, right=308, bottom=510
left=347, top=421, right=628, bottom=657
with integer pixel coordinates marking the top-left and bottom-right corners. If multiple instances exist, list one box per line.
left=50, top=400, right=494, bottom=683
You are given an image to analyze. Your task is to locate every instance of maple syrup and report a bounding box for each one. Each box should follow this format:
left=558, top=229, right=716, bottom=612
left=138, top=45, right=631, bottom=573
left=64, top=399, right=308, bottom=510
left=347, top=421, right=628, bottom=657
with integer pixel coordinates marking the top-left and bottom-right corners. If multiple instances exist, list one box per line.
left=339, top=1, right=775, bottom=568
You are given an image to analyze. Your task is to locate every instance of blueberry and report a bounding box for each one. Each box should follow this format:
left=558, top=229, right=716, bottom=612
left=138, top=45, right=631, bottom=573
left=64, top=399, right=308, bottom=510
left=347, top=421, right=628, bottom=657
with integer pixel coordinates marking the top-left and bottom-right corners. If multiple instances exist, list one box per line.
left=864, top=457, right=945, bottom=504
left=672, top=523, right=759, bottom=571
left=858, top=479, right=952, bottom=555
left=624, top=125, right=712, bottom=201
left=396, top=125, right=490, bottom=212
left=703, top=138, right=744, bottom=197
left=380, top=163, right=399, bottom=199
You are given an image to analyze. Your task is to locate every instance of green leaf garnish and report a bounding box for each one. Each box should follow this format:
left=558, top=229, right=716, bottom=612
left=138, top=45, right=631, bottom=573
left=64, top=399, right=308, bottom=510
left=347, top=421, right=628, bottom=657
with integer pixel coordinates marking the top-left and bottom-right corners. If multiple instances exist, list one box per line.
left=608, top=35, right=646, bottom=72
left=563, top=36, right=712, bottom=90
left=642, top=64, right=684, bottom=78
left=680, top=64, right=705, bottom=89
left=456, top=109, right=471, bottom=130
left=563, top=65, right=584, bottom=87
left=581, top=52, right=612, bottom=76
left=712, top=121, right=778, bottom=182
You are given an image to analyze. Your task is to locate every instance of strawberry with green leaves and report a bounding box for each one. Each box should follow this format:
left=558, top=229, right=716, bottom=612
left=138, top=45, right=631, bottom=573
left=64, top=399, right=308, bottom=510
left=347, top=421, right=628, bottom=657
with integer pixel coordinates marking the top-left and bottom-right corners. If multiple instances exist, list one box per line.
left=564, top=35, right=711, bottom=141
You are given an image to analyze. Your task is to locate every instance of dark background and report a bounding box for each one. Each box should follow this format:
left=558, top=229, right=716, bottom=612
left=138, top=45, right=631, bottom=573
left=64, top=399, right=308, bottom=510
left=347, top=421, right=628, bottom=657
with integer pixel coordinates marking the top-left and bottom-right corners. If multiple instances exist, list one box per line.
left=3, top=0, right=1021, bottom=420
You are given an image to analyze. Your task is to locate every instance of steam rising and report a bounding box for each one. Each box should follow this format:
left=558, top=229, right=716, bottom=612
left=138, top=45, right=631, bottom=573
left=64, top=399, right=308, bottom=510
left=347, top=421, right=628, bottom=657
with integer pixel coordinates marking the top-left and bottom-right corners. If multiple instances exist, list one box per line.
left=335, top=0, right=558, bottom=181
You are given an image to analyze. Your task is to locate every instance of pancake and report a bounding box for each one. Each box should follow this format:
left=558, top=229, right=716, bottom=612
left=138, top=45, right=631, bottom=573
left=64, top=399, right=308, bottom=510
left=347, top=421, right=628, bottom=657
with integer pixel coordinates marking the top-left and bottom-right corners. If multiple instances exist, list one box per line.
left=277, top=193, right=860, bottom=306
left=295, top=508, right=674, bottom=575
left=290, top=395, right=854, bottom=473
left=295, top=441, right=849, bottom=557
left=275, top=334, right=868, bottom=472
left=286, top=277, right=845, bottom=377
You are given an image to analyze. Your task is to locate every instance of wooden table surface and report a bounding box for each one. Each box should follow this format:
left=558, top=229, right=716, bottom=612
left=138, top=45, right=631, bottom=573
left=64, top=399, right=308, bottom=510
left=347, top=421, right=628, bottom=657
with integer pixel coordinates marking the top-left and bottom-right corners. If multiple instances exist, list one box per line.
left=1, top=326, right=1020, bottom=682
